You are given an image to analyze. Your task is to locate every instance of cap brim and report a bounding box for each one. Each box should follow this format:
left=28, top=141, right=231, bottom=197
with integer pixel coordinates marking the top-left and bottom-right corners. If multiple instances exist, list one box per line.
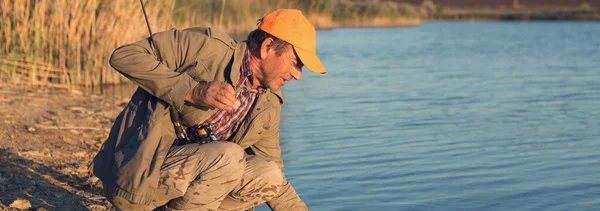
left=293, top=46, right=327, bottom=74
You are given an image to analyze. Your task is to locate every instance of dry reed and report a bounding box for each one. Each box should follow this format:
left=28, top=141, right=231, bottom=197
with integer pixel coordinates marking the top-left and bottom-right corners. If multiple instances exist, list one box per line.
left=0, top=0, right=174, bottom=90
left=1, top=0, right=423, bottom=91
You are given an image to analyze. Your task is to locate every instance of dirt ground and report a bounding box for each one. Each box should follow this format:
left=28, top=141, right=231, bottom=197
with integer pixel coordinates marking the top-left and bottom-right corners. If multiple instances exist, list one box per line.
left=0, top=81, right=132, bottom=210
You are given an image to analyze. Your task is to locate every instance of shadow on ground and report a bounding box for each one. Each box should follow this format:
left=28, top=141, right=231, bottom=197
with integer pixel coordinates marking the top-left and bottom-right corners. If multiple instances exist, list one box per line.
left=0, top=148, right=107, bottom=210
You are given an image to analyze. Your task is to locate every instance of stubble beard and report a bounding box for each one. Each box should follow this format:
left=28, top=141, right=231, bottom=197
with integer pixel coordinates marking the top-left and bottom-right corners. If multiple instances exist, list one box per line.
left=257, top=62, right=283, bottom=91
left=257, top=62, right=273, bottom=91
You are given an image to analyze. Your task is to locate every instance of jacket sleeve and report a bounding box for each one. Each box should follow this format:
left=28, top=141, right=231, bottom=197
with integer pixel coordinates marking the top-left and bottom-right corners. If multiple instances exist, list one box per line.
left=109, top=29, right=208, bottom=111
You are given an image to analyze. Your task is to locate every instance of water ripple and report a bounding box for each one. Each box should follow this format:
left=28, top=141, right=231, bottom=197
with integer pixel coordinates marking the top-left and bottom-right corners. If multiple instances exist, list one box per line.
left=272, top=22, right=600, bottom=211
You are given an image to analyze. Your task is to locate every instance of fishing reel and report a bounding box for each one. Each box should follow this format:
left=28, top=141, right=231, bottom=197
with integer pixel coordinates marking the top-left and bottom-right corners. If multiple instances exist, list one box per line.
left=187, top=124, right=218, bottom=144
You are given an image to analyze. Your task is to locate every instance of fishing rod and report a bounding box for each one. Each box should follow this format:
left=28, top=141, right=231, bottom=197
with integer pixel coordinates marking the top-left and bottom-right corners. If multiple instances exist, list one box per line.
left=139, top=0, right=188, bottom=142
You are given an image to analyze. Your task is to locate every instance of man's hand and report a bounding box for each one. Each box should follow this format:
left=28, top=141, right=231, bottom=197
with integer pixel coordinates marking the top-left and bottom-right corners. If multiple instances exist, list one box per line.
left=185, top=81, right=241, bottom=112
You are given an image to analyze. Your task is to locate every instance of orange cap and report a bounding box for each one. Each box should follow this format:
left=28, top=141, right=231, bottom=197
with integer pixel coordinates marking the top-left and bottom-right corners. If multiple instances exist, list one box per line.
left=259, top=9, right=327, bottom=74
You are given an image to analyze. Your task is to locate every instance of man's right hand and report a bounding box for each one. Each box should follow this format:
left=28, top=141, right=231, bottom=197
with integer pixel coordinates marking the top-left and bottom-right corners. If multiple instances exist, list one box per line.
left=185, top=81, right=241, bottom=112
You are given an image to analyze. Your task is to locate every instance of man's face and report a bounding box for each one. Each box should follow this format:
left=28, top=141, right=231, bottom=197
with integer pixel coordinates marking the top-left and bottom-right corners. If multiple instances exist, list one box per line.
left=256, top=43, right=303, bottom=91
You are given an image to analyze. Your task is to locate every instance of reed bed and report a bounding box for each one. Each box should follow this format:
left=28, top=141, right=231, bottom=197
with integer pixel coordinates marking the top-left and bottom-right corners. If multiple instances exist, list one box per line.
left=0, top=0, right=174, bottom=90
left=174, top=0, right=424, bottom=33
left=1, top=0, right=424, bottom=91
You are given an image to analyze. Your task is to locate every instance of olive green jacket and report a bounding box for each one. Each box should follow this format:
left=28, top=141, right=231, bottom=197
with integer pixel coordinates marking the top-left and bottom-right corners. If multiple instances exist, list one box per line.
left=91, top=27, right=305, bottom=209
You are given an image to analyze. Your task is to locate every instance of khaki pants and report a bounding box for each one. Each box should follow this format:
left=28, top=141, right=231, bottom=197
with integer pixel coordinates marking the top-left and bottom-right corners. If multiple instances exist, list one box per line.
left=151, top=141, right=286, bottom=211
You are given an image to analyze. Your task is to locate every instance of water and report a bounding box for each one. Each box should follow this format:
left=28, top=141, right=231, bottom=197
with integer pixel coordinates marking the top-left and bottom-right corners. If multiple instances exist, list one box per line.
left=267, top=22, right=600, bottom=210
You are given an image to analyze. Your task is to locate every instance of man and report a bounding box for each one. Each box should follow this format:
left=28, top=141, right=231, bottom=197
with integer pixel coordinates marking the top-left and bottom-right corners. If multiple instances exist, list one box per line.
left=91, top=9, right=327, bottom=211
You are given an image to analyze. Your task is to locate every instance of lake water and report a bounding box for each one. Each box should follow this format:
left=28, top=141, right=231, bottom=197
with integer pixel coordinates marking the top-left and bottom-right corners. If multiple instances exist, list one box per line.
left=266, top=22, right=600, bottom=210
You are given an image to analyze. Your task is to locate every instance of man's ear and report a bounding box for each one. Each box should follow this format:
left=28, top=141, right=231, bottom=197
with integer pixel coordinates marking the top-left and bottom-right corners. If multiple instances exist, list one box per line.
left=260, top=37, right=274, bottom=60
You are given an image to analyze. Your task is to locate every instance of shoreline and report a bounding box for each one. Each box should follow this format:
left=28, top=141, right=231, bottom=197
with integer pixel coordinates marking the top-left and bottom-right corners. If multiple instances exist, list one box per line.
left=430, top=7, right=600, bottom=21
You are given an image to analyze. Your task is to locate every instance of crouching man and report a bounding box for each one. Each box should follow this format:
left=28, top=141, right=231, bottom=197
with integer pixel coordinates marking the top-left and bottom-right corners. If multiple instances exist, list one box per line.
left=91, top=9, right=327, bottom=211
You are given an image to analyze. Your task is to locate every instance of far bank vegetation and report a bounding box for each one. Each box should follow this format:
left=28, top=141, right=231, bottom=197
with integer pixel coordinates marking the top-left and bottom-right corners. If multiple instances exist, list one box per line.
left=0, top=0, right=431, bottom=92
left=2, top=0, right=597, bottom=91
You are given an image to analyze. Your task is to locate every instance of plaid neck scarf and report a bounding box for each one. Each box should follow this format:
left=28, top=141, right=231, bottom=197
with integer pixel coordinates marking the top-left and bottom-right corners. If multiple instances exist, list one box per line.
left=194, top=50, right=266, bottom=142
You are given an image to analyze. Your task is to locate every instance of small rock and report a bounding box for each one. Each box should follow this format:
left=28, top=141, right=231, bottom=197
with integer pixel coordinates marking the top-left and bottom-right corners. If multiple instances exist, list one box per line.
left=87, top=204, right=107, bottom=210
left=27, top=126, right=36, bottom=132
left=69, top=106, right=87, bottom=113
left=79, top=176, right=100, bottom=187
left=73, top=151, right=87, bottom=157
left=70, top=129, right=81, bottom=135
left=9, top=199, right=32, bottom=210
left=76, top=167, right=90, bottom=174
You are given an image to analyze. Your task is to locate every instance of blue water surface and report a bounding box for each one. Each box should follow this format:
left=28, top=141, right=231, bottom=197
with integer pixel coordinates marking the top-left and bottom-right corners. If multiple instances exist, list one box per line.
left=261, top=22, right=600, bottom=211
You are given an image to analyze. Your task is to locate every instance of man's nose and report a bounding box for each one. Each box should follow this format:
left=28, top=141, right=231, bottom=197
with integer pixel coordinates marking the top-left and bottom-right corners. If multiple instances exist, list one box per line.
left=291, top=67, right=302, bottom=80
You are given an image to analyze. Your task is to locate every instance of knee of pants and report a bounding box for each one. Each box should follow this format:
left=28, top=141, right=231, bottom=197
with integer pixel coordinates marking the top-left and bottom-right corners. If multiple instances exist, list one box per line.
left=246, top=156, right=285, bottom=190
left=203, top=141, right=245, bottom=174
left=211, top=141, right=245, bottom=161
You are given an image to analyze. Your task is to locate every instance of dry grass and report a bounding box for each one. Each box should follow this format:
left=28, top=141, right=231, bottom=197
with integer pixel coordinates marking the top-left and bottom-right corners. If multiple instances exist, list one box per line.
left=174, top=0, right=297, bottom=35
left=0, top=0, right=174, bottom=90
left=174, top=0, right=424, bottom=33
left=3, top=0, right=596, bottom=91
left=1, top=0, right=423, bottom=91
